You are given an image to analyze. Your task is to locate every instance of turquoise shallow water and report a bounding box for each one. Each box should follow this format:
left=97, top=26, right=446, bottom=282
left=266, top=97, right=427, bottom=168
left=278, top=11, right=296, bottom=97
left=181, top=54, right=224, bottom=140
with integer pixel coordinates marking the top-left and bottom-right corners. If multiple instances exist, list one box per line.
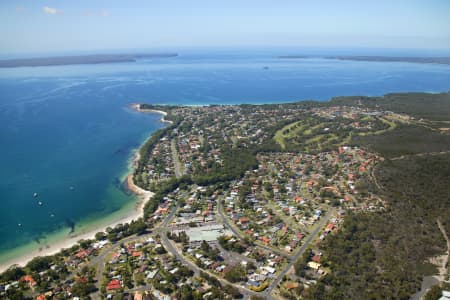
left=1, top=51, right=450, bottom=261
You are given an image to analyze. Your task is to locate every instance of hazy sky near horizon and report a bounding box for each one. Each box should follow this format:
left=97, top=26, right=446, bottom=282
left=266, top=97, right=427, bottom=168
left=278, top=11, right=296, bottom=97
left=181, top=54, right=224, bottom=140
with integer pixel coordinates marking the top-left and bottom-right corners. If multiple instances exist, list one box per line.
left=1, top=0, right=450, bottom=55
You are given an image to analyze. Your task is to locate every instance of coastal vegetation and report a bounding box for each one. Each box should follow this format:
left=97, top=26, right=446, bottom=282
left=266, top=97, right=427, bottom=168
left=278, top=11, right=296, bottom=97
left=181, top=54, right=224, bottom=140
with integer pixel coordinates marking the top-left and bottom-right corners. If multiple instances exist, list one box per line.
left=0, top=53, right=178, bottom=68
left=304, top=153, right=450, bottom=299
left=330, top=92, right=450, bottom=121
left=288, top=92, right=450, bottom=299
left=279, top=56, right=450, bottom=66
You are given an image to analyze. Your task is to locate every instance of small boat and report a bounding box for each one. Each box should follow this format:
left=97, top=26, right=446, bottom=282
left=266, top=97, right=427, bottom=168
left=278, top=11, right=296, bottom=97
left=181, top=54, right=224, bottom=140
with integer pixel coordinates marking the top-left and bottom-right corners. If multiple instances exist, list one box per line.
left=33, top=192, right=38, bottom=198
left=50, top=213, right=55, bottom=217
left=69, top=186, right=75, bottom=191
left=18, top=223, right=22, bottom=227
left=38, top=201, right=43, bottom=206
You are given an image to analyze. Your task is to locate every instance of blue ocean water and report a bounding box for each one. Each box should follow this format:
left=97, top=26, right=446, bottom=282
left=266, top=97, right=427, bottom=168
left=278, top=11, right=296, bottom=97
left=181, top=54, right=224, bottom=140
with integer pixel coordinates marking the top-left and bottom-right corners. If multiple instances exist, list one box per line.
left=1, top=52, right=450, bottom=259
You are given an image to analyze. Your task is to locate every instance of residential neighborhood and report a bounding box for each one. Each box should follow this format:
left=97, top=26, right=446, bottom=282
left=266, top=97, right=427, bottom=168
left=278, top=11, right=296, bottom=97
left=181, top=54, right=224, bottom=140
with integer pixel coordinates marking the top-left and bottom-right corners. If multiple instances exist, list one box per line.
left=1, top=101, right=434, bottom=300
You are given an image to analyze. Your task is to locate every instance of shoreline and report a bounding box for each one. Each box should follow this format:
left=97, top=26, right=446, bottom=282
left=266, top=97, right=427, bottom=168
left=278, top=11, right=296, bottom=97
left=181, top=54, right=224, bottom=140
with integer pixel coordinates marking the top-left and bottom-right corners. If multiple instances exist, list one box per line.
left=130, top=103, right=174, bottom=124
left=0, top=109, right=165, bottom=273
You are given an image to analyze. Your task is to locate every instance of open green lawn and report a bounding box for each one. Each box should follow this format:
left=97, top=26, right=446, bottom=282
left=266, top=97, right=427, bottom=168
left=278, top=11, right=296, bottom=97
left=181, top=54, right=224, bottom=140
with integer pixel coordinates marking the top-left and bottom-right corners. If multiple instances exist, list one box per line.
left=273, top=115, right=404, bottom=153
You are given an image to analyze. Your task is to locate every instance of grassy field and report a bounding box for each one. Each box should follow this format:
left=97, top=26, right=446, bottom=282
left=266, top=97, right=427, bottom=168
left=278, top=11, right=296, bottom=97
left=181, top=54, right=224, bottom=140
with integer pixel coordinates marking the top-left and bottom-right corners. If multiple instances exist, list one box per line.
left=274, top=114, right=399, bottom=153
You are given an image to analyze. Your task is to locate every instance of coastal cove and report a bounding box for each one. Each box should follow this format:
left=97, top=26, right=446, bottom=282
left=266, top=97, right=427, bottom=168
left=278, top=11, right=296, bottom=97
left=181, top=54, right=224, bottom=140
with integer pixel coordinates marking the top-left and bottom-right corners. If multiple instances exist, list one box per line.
left=0, top=109, right=168, bottom=272
left=1, top=53, right=450, bottom=273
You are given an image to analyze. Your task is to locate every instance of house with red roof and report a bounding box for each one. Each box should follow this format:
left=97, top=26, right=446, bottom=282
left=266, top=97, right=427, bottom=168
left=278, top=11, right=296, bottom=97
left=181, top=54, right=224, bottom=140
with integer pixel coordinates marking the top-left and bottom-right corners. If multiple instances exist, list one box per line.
left=312, top=255, right=321, bottom=263
left=134, top=292, right=143, bottom=300
left=21, top=275, right=37, bottom=288
left=260, top=236, right=271, bottom=244
left=75, top=248, right=92, bottom=260
left=325, top=223, right=335, bottom=232
left=284, top=282, right=300, bottom=290
left=76, top=276, right=88, bottom=283
left=132, top=251, right=143, bottom=258
left=280, top=225, right=288, bottom=236
left=239, top=217, right=249, bottom=224
left=294, top=196, right=303, bottom=203
left=107, top=279, right=122, bottom=291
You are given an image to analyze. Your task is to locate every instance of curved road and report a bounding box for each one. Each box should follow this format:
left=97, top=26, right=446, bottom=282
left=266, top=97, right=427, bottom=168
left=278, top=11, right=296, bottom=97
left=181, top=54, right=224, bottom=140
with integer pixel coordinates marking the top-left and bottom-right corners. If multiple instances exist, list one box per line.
left=217, top=197, right=335, bottom=298
left=89, top=206, right=178, bottom=298
left=217, top=198, right=289, bottom=259
left=160, top=207, right=275, bottom=300
left=88, top=198, right=334, bottom=299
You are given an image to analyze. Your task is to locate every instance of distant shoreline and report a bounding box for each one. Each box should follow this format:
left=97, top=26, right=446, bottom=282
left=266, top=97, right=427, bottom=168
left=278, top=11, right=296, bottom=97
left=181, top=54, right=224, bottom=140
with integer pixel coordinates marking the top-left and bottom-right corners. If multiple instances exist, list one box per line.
left=0, top=53, right=178, bottom=68
left=278, top=55, right=450, bottom=66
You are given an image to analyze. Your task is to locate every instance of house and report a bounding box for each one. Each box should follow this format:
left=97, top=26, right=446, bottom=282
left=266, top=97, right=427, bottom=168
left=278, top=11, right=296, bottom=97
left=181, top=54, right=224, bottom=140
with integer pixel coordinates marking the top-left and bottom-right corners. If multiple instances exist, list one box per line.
left=312, top=255, right=321, bottom=263
left=260, top=236, right=271, bottom=244
left=107, top=279, right=122, bottom=291
left=134, top=292, right=143, bottom=300
left=248, top=273, right=266, bottom=282
left=439, top=291, right=450, bottom=300
left=75, top=248, right=92, bottom=260
left=146, top=269, right=159, bottom=279
left=284, top=282, right=300, bottom=290
left=239, top=217, right=250, bottom=224
left=152, top=290, right=171, bottom=300
left=289, top=240, right=298, bottom=249
left=294, top=196, right=303, bottom=203
left=132, top=251, right=143, bottom=258
left=280, top=225, right=288, bottom=236
left=21, top=275, right=37, bottom=288
left=263, top=266, right=276, bottom=274
left=325, top=223, right=334, bottom=232
left=307, top=261, right=321, bottom=271
left=296, top=233, right=305, bottom=240
left=76, top=276, right=88, bottom=283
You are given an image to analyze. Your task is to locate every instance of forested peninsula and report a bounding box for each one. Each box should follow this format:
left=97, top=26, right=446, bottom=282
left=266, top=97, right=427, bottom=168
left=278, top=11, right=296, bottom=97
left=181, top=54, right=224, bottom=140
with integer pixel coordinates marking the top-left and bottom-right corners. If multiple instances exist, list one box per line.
left=0, top=53, right=178, bottom=68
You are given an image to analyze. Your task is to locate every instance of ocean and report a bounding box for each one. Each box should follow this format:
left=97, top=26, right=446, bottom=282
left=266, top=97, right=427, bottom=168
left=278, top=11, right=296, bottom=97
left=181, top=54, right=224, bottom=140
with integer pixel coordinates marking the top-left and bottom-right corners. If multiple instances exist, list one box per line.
left=1, top=51, right=450, bottom=263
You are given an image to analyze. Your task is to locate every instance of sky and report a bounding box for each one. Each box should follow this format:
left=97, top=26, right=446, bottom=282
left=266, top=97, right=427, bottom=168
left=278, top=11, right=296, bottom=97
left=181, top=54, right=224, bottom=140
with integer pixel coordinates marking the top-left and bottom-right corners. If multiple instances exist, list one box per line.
left=1, top=0, right=450, bottom=55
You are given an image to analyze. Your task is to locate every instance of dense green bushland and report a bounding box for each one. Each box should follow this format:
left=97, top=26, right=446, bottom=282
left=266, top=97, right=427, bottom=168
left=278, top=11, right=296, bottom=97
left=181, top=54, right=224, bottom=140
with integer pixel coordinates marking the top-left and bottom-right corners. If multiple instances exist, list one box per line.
left=330, top=92, right=450, bottom=121
left=351, top=124, right=450, bottom=158
left=305, top=154, right=450, bottom=299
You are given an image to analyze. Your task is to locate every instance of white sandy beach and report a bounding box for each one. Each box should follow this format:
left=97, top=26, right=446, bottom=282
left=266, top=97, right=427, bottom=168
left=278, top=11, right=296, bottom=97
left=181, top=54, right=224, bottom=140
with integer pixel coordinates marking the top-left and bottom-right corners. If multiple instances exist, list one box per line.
left=0, top=109, right=164, bottom=273
left=130, top=103, right=174, bottom=124
left=0, top=168, right=154, bottom=273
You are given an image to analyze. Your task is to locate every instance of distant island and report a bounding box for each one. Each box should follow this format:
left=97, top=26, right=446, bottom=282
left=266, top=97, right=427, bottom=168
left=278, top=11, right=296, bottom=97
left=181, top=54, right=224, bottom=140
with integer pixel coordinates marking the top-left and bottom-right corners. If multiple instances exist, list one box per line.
left=279, top=55, right=450, bottom=65
left=0, top=53, right=178, bottom=68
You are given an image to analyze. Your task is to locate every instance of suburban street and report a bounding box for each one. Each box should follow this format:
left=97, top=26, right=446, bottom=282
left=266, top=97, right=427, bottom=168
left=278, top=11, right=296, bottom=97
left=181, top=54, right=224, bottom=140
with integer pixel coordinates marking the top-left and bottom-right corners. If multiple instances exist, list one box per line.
left=159, top=205, right=275, bottom=300
left=265, top=208, right=336, bottom=295
left=217, top=197, right=290, bottom=258
left=85, top=188, right=336, bottom=299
